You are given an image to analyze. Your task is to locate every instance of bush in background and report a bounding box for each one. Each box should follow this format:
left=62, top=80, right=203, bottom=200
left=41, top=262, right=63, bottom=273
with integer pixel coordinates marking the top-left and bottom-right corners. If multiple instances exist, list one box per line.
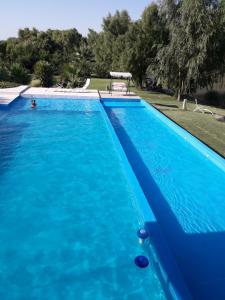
left=10, top=63, right=31, bottom=84
left=31, top=79, right=41, bottom=87
left=34, top=61, right=53, bottom=87
left=0, top=81, right=20, bottom=88
left=204, top=91, right=225, bottom=108
left=0, top=64, right=10, bottom=81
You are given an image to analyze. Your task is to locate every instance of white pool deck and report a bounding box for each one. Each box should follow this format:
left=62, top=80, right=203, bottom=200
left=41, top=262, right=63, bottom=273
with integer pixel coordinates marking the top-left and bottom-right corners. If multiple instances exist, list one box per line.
left=22, top=87, right=100, bottom=99
left=0, top=86, right=29, bottom=105
left=0, top=86, right=140, bottom=106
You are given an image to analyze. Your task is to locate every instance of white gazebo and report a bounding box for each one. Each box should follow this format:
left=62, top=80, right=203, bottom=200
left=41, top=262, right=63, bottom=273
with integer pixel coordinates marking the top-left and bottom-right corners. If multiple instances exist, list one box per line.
left=109, top=72, right=132, bottom=79
left=109, top=72, right=132, bottom=94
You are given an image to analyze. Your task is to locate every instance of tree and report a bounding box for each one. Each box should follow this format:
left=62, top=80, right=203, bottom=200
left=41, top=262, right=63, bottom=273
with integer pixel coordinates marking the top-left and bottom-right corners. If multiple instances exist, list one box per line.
left=0, top=27, right=84, bottom=78
left=0, top=62, right=10, bottom=81
left=34, top=61, right=53, bottom=87
left=88, top=11, right=131, bottom=77
left=111, top=35, right=127, bottom=71
left=199, top=0, right=225, bottom=89
left=103, top=10, right=131, bottom=36
left=88, top=30, right=114, bottom=77
left=1, top=4, right=225, bottom=96
left=154, top=0, right=218, bottom=100
left=122, top=4, right=166, bottom=87
left=123, top=22, right=148, bottom=87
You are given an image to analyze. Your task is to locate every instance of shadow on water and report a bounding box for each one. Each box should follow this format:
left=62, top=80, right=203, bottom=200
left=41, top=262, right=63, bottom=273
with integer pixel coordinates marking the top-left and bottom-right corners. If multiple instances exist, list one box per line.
left=105, top=108, right=225, bottom=300
left=0, top=104, right=29, bottom=178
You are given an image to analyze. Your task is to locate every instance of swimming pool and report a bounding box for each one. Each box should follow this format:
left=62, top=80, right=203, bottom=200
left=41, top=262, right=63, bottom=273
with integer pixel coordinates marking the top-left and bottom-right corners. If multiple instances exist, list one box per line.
left=0, top=98, right=169, bottom=300
left=103, top=99, right=225, bottom=300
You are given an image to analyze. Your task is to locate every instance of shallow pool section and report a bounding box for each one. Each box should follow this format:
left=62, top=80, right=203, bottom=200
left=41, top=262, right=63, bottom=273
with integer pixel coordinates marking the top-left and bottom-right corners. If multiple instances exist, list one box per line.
left=103, top=99, right=225, bottom=300
left=0, top=98, right=167, bottom=300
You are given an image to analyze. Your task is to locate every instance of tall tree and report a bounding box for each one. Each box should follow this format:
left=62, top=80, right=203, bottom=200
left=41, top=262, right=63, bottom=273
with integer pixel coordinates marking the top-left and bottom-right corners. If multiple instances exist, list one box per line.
left=88, top=10, right=131, bottom=77
left=103, top=10, right=131, bottom=36
left=155, top=0, right=218, bottom=100
left=123, top=22, right=148, bottom=87
left=123, top=4, right=166, bottom=87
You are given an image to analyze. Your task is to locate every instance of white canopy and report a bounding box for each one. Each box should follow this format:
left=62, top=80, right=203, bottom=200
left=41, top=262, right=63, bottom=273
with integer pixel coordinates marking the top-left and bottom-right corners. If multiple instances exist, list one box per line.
left=110, top=72, right=132, bottom=79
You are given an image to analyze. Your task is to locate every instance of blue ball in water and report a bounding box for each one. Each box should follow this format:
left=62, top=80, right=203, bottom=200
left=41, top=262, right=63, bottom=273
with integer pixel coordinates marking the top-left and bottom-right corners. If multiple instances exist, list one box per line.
left=134, top=255, right=149, bottom=268
left=137, top=228, right=149, bottom=240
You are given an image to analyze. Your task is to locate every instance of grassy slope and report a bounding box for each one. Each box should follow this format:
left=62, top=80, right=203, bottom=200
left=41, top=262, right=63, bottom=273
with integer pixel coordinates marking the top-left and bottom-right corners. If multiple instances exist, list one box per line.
left=89, top=78, right=225, bottom=157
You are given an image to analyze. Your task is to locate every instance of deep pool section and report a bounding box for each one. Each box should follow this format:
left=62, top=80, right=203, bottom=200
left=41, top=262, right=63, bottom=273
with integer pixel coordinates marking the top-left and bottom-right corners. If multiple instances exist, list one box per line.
left=0, top=98, right=167, bottom=300
left=103, top=99, right=225, bottom=300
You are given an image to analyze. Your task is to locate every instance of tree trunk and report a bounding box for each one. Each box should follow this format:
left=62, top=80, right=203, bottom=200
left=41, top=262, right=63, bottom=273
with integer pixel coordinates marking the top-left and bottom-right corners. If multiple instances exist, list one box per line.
left=177, top=78, right=184, bottom=102
left=177, top=88, right=181, bottom=101
left=177, top=70, right=181, bottom=101
left=139, top=75, right=143, bottom=89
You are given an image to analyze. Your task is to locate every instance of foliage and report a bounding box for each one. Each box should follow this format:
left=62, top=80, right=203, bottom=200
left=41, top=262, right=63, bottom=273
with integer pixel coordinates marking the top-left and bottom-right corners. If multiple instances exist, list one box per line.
left=62, top=63, right=80, bottom=88
left=123, top=4, right=166, bottom=87
left=88, top=11, right=131, bottom=77
left=103, top=10, right=131, bottom=36
left=204, top=90, right=225, bottom=107
left=1, top=2, right=225, bottom=99
left=0, top=63, right=10, bottom=81
left=10, top=63, right=31, bottom=84
left=122, top=22, right=148, bottom=87
left=31, top=79, right=41, bottom=87
left=0, top=81, right=19, bottom=88
left=88, top=30, right=114, bottom=77
left=34, top=60, right=53, bottom=87
left=153, top=0, right=219, bottom=100
left=0, top=28, right=83, bottom=75
left=62, top=44, right=92, bottom=88
left=88, top=5, right=167, bottom=86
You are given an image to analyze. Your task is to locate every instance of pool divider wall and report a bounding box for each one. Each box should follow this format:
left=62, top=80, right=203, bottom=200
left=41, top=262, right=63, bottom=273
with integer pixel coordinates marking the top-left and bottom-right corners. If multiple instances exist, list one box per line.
left=98, top=101, right=153, bottom=223
left=101, top=97, right=141, bottom=102
left=22, top=94, right=99, bottom=100
left=142, top=100, right=225, bottom=171
left=99, top=99, right=193, bottom=300
left=0, top=96, right=20, bottom=110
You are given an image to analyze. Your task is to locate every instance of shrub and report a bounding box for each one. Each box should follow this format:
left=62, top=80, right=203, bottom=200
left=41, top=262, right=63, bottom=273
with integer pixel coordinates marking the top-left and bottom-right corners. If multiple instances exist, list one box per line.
left=0, top=64, right=10, bottom=81
left=0, top=81, right=19, bottom=88
left=34, top=60, right=53, bottom=87
left=31, top=79, right=41, bottom=87
left=218, top=93, right=225, bottom=108
left=10, top=63, right=31, bottom=84
left=204, top=91, right=220, bottom=107
left=62, top=63, right=79, bottom=88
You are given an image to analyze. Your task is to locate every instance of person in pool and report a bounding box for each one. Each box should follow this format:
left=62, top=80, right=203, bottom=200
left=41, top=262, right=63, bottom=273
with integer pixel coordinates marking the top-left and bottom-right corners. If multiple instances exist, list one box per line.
left=31, top=99, right=37, bottom=108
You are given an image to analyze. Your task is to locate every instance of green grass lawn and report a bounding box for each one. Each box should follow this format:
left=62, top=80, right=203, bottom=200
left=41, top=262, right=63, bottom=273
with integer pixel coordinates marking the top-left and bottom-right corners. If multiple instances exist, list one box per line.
left=88, top=78, right=134, bottom=90
left=89, top=78, right=225, bottom=157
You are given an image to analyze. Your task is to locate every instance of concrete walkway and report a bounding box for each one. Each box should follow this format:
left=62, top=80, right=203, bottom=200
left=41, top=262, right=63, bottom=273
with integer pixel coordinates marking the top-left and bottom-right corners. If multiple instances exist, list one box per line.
left=0, top=86, right=29, bottom=105
left=0, top=85, right=140, bottom=106
left=22, top=87, right=99, bottom=99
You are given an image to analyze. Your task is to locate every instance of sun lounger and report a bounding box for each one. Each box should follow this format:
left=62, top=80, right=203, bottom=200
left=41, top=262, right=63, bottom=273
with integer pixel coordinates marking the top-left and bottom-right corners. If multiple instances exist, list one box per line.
left=193, top=99, right=214, bottom=115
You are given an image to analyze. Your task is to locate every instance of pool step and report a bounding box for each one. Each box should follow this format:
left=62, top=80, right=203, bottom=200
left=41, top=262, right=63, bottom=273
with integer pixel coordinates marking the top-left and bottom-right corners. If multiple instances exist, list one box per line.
left=102, top=97, right=141, bottom=102
left=102, top=99, right=145, bottom=108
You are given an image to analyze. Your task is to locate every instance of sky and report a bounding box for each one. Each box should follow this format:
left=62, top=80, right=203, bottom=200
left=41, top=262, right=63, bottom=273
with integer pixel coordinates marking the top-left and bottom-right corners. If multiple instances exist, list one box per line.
left=0, top=0, right=152, bottom=40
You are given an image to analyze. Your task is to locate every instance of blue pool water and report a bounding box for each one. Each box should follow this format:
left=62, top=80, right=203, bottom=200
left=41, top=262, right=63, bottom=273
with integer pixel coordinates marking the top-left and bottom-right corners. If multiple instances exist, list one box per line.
left=0, top=98, right=167, bottom=300
left=104, top=100, right=225, bottom=300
